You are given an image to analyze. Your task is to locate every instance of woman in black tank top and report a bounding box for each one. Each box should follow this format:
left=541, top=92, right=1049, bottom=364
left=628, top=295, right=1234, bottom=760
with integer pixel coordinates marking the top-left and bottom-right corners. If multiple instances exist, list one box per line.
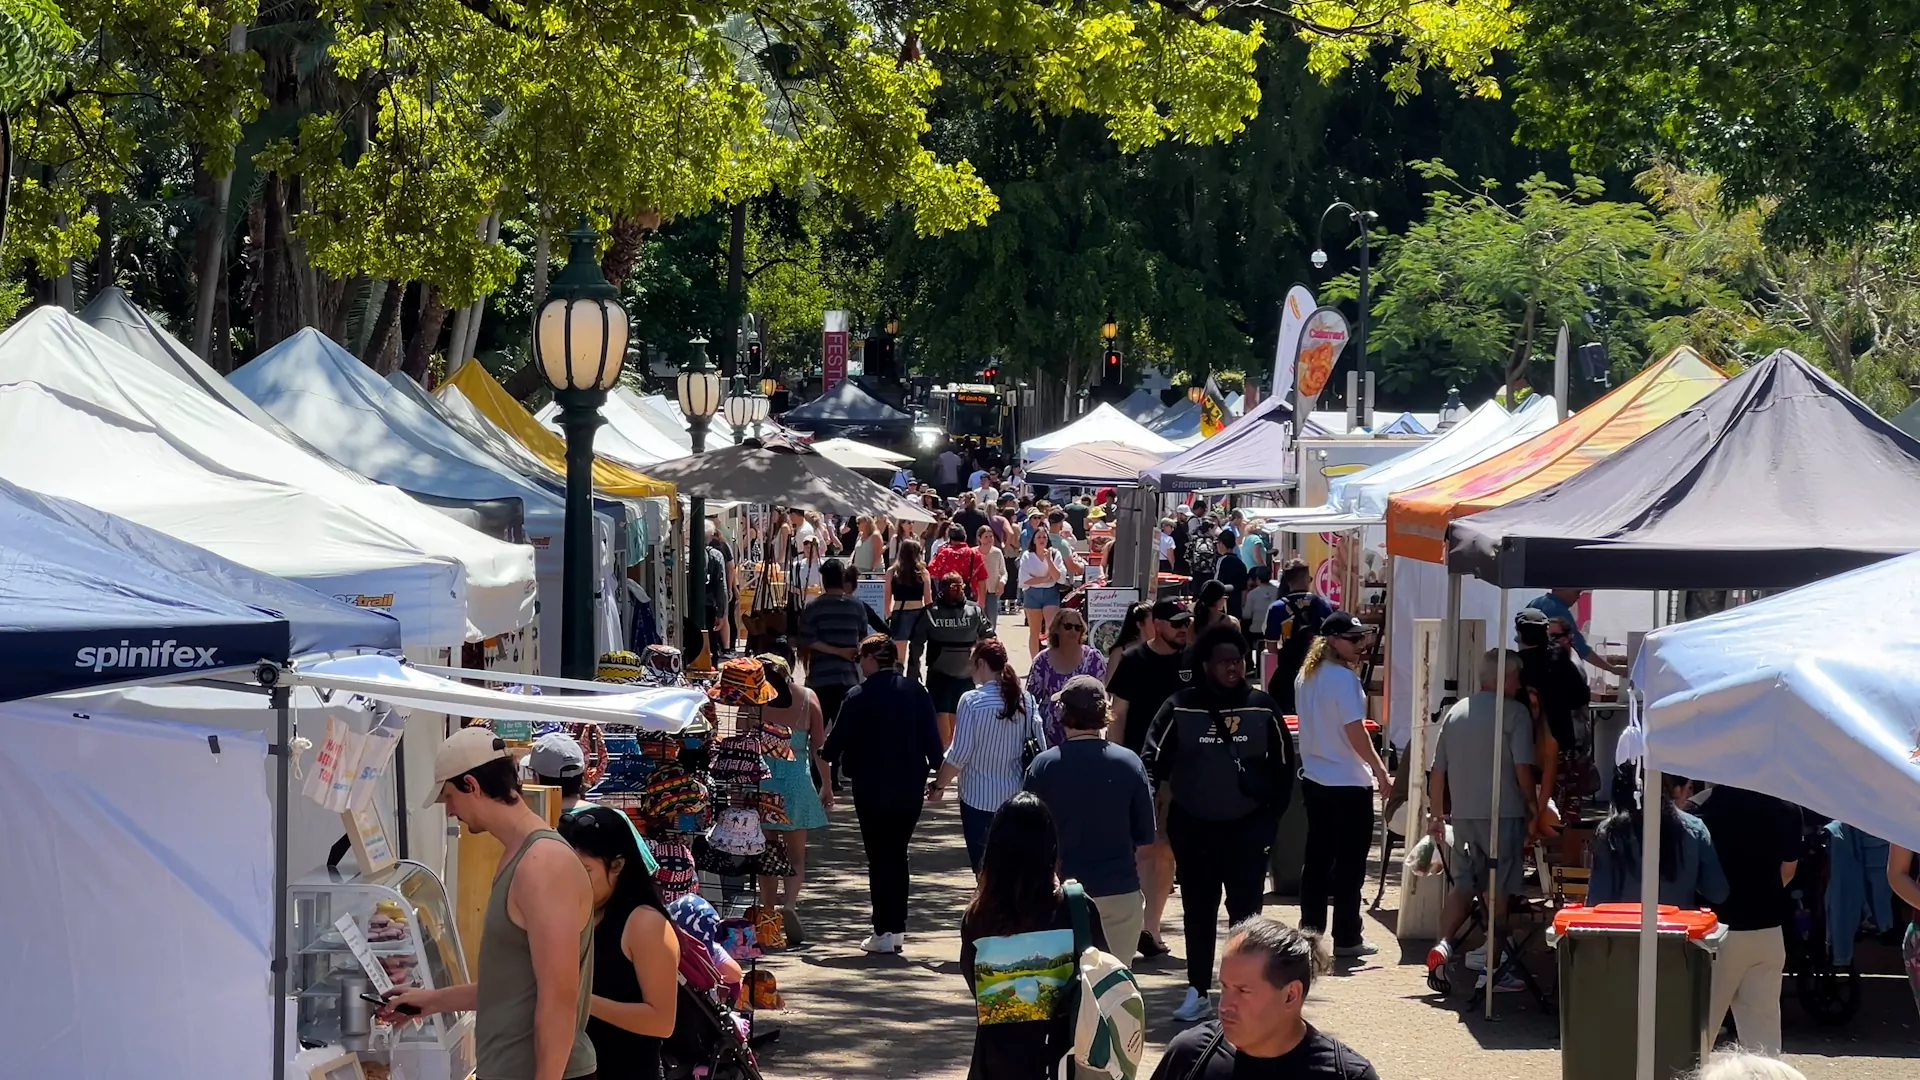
left=558, top=806, right=679, bottom=1079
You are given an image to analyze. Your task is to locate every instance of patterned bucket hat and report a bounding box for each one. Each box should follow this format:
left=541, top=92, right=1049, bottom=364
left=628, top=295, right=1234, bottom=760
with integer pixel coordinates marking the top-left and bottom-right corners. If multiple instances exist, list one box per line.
left=644, top=644, right=684, bottom=678
left=651, top=839, right=697, bottom=901
left=707, top=807, right=767, bottom=856
left=597, top=650, right=645, bottom=683
left=708, top=657, right=778, bottom=707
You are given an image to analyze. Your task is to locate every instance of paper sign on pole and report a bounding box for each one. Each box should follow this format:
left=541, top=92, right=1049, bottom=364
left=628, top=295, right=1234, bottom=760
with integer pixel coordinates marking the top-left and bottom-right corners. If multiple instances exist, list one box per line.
left=823, top=310, right=850, bottom=392
left=1086, top=586, right=1140, bottom=654
left=1271, top=285, right=1315, bottom=401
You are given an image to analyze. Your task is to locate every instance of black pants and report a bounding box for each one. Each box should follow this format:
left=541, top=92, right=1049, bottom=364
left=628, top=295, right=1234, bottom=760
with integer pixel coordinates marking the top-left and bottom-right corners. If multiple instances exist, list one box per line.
left=1298, top=779, right=1375, bottom=948
left=855, top=799, right=922, bottom=934
left=1167, top=804, right=1275, bottom=992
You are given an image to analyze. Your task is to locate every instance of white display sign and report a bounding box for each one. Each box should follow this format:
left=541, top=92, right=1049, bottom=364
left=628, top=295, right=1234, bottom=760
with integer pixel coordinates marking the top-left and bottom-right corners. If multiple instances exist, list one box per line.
left=855, top=575, right=887, bottom=613
left=1085, top=587, right=1139, bottom=623
left=334, top=912, right=395, bottom=994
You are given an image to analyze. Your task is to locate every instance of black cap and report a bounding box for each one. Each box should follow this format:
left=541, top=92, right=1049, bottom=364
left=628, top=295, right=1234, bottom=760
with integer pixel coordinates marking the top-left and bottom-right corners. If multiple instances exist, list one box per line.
left=1320, top=611, right=1374, bottom=638
left=1151, top=598, right=1193, bottom=625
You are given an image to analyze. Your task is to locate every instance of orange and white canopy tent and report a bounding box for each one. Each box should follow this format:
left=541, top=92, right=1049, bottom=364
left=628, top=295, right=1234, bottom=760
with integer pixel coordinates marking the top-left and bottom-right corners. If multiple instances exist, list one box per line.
left=1385, top=347, right=1726, bottom=564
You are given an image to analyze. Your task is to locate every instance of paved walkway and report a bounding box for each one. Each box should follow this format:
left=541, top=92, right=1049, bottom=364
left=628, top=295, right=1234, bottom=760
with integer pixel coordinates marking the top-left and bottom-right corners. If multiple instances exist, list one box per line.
left=751, top=634, right=1920, bottom=1079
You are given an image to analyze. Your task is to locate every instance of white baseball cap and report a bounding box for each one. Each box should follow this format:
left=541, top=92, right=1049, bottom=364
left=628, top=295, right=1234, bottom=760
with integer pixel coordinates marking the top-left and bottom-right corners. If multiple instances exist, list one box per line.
left=423, top=726, right=511, bottom=807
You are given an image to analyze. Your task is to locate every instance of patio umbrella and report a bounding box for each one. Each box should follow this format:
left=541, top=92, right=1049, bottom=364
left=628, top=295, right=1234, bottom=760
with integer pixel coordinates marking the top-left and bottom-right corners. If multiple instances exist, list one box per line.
left=640, top=440, right=935, bottom=522
left=1023, top=440, right=1170, bottom=485
left=810, top=436, right=914, bottom=465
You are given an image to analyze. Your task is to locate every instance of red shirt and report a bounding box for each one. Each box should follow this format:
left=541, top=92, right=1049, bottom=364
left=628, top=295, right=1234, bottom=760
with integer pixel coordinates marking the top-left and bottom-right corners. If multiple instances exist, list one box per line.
left=928, top=543, right=989, bottom=601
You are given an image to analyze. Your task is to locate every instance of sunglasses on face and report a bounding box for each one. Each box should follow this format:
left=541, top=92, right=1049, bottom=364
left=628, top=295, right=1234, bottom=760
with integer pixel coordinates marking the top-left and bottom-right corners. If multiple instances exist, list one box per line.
left=1057, top=623, right=1086, bottom=633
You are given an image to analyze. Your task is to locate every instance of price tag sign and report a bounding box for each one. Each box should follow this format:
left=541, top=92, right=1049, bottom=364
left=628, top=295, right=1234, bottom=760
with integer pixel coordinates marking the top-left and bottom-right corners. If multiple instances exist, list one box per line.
left=335, top=912, right=394, bottom=994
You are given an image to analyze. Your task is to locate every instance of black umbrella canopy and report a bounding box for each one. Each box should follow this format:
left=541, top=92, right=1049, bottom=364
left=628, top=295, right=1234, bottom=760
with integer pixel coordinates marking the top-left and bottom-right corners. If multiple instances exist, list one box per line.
left=638, top=439, right=935, bottom=522
left=1447, top=350, right=1920, bottom=589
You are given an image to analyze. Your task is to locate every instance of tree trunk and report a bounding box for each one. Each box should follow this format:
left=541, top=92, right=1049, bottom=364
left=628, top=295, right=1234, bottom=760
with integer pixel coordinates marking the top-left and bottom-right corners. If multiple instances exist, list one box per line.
left=320, top=274, right=355, bottom=342
left=256, top=172, right=303, bottom=351
left=93, top=192, right=115, bottom=293
left=211, top=255, right=233, bottom=371
left=192, top=22, right=247, bottom=358
left=0, top=113, right=12, bottom=265
left=403, top=285, right=450, bottom=384
left=362, top=278, right=405, bottom=370
left=530, top=210, right=551, bottom=311
left=722, top=201, right=746, bottom=378
left=599, top=209, right=660, bottom=288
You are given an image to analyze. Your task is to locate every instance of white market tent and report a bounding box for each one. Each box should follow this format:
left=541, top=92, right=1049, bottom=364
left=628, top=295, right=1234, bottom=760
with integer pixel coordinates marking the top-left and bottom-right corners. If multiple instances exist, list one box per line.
left=636, top=390, right=738, bottom=444
left=1021, top=402, right=1184, bottom=463
left=4, top=649, right=704, bottom=1080
left=1252, top=395, right=1558, bottom=748
left=534, top=386, right=692, bottom=466
left=1625, top=551, right=1920, bottom=1078
left=811, top=436, right=913, bottom=465
left=233, top=332, right=615, bottom=672
left=0, top=308, right=535, bottom=644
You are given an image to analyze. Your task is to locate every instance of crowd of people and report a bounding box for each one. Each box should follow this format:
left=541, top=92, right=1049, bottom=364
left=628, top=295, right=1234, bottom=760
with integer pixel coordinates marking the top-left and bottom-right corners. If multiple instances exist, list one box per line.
left=401, top=473, right=1889, bottom=1080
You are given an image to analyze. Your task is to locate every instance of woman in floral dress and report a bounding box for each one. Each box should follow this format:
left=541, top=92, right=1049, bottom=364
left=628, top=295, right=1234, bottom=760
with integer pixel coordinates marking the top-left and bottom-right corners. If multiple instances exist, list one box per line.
left=1023, top=608, right=1104, bottom=747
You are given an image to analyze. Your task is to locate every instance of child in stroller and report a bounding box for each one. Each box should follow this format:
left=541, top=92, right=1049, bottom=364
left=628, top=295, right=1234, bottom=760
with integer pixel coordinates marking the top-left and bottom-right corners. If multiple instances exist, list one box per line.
left=666, top=894, right=765, bottom=1080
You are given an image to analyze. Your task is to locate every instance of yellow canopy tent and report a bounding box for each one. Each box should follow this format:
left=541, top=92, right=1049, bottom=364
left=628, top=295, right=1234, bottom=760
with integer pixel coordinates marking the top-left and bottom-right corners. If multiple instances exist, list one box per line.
left=441, top=363, right=675, bottom=499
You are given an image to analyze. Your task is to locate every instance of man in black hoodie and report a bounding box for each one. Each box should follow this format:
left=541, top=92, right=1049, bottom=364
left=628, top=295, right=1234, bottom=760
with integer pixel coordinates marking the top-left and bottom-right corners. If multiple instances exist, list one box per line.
left=1142, top=621, right=1296, bottom=1023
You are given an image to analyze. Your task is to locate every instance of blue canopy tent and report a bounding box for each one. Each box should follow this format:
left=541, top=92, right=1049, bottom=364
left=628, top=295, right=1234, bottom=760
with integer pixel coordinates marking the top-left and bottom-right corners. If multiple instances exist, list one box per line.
left=778, top=378, right=913, bottom=438
left=1, top=476, right=399, bottom=701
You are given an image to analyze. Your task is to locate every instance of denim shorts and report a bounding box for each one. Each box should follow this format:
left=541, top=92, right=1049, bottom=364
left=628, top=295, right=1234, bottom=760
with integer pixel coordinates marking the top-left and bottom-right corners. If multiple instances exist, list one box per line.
left=888, top=607, right=923, bottom=639
left=1022, top=585, right=1062, bottom=609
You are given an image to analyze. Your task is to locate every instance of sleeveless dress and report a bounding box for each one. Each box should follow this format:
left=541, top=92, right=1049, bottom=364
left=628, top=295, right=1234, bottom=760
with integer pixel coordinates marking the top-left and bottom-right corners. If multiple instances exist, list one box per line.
left=585, top=904, right=664, bottom=1080
left=762, top=689, right=829, bottom=830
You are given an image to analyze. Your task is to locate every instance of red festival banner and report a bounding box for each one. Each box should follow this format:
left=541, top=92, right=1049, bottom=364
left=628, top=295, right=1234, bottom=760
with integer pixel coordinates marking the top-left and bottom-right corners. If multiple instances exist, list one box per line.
left=822, top=309, right=850, bottom=391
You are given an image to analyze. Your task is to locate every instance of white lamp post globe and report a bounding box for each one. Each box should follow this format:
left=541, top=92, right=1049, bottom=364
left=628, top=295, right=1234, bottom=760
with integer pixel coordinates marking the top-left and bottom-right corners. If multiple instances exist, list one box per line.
left=676, top=368, right=722, bottom=420
left=723, top=392, right=756, bottom=430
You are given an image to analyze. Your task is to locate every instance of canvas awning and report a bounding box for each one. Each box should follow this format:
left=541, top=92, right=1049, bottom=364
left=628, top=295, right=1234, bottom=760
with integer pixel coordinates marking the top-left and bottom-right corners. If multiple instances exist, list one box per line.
left=639, top=441, right=935, bottom=521
left=1023, top=403, right=1184, bottom=463
left=810, top=437, right=913, bottom=465
left=1254, top=397, right=1557, bottom=531
left=0, top=308, right=534, bottom=645
left=289, top=655, right=708, bottom=732
left=779, top=379, right=912, bottom=435
left=1142, top=395, right=1328, bottom=492
left=1447, top=351, right=1920, bottom=589
left=1024, top=440, right=1170, bottom=486
left=1385, top=348, right=1726, bottom=564
left=440, top=362, right=674, bottom=498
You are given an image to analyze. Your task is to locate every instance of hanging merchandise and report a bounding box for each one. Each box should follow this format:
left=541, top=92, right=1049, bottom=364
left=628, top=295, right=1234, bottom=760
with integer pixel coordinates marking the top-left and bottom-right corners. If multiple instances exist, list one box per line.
left=652, top=839, right=698, bottom=902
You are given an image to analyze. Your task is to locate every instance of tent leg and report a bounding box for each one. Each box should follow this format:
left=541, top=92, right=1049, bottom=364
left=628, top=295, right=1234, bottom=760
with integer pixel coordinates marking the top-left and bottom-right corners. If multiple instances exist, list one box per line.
left=272, top=684, right=292, bottom=1080
left=1637, top=767, right=1662, bottom=1080
left=392, top=732, right=409, bottom=858
left=1483, top=588, right=1508, bottom=1020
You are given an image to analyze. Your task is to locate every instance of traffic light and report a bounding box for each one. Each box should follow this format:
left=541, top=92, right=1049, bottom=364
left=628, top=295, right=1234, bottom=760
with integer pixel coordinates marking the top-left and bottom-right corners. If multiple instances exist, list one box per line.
left=981, top=363, right=999, bottom=382
left=747, top=338, right=763, bottom=374
left=866, top=336, right=897, bottom=379
left=1102, top=347, right=1122, bottom=388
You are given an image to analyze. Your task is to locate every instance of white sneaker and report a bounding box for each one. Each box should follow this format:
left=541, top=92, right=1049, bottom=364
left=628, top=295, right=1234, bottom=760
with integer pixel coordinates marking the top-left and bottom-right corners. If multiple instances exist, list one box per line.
left=1475, top=971, right=1526, bottom=993
left=1464, top=946, right=1487, bottom=972
left=1171, top=987, right=1215, bottom=1022
left=859, top=933, right=894, bottom=954
left=1333, top=941, right=1379, bottom=958
left=890, top=932, right=906, bottom=954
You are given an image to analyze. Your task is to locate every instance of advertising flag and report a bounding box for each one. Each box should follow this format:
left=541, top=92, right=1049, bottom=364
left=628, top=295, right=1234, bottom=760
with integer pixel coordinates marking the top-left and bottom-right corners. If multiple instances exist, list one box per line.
left=1292, top=306, right=1351, bottom=417
left=1199, top=374, right=1231, bottom=437
left=823, top=309, right=850, bottom=391
left=1270, top=285, right=1316, bottom=401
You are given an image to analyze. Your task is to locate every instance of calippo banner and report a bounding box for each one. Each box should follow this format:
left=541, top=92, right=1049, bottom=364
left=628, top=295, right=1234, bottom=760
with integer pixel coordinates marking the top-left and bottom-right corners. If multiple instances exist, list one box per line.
left=1295, top=306, right=1350, bottom=402
left=1270, top=284, right=1316, bottom=401
left=1384, top=347, right=1725, bottom=563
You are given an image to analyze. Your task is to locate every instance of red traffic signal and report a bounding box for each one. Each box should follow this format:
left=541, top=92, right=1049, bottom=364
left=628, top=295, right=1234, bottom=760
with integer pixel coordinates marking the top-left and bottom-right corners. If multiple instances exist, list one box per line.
left=981, top=364, right=1000, bottom=381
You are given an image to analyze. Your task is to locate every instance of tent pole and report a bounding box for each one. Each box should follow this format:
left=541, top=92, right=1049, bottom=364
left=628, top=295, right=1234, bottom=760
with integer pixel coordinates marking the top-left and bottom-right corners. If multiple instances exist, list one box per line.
left=271, top=681, right=292, bottom=1080
left=1637, top=767, right=1662, bottom=1080
left=1483, top=587, right=1508, bottom=1020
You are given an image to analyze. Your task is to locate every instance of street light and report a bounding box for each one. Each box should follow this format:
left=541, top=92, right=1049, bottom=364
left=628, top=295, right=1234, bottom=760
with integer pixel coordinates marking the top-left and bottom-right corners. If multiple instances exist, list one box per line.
left=1313, top=200, right=1379, bottom=427
left=723, top=377, right=769, bottom=443
left=1101, top=314, right=1117, bottom=343
left=534, top=216, right=631, bottom=679
left=1187, top=383, right=1205, bottom=404
left=676, top=335, right=722, bottom=666
left=1436, top=386, right=1467, bottom=431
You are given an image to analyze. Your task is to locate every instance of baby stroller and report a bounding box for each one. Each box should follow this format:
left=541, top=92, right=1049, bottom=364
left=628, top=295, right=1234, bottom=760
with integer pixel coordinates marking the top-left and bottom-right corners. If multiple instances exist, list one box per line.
left=1782, top=822, right=1864, bottom=1027
left=663, top=978, right=765, bottom=1080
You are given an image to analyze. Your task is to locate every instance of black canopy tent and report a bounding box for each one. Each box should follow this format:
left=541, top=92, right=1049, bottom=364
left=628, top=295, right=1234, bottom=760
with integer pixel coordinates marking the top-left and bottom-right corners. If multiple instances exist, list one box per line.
left=1446, top=351, right=1920, bottom=589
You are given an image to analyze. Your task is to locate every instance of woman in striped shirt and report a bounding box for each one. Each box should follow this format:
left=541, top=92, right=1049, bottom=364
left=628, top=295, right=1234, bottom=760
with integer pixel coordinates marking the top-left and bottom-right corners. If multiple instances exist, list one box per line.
left=928, top=639, right=1043, bottom=873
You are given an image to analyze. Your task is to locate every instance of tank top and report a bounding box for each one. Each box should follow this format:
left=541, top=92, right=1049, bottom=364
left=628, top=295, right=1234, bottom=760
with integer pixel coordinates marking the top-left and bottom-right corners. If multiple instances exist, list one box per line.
left=585, top=904, right=665, bottom=1079
left=476, top=829, right=597, bottom=1080
left=892, top=566, right=927, bottom=604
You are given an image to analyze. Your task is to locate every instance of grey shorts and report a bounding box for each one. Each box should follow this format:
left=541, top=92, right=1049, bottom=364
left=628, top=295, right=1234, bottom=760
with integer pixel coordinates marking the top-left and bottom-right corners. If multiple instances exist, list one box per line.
left=1449, top=817, right=1529, bottom=901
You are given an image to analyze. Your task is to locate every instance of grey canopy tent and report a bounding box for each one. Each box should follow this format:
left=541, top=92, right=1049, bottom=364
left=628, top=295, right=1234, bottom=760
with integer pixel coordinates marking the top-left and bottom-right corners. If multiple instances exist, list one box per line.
left=1024, top=440, right=1170, bottom=486
left=638, top=439, right=935, bottom=522
left=1446, top=350, right=1920, bottom=589
left=778, top=379, right=912, bottom=437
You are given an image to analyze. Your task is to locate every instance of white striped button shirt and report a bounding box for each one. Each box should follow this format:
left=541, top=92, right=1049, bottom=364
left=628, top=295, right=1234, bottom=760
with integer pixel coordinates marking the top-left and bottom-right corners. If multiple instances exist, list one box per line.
left=945, top=684, right=1043, bottom=812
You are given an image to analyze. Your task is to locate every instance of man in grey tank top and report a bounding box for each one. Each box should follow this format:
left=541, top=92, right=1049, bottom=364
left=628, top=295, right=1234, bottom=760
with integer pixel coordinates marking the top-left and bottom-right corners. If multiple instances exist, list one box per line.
left=382, top=727, right=599, bottom=1080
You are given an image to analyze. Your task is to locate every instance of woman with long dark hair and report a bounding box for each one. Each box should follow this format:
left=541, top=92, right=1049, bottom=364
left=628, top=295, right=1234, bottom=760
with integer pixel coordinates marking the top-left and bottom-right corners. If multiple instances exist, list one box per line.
left=885, top=537, right=933, bottom=680
left=959, top=793, right=1105, bottom=1080
left=1193, top=578, right=1240, bottom=636
left=1018, top=526, right=1067, bottom=657
left=931, top=640, right=1043, bottom=870
left=1104, top=600, right=1154, bottom=680
left=1589, top=768, right=1729, bottom=907
left=556, top=806, right=680, bottom=1079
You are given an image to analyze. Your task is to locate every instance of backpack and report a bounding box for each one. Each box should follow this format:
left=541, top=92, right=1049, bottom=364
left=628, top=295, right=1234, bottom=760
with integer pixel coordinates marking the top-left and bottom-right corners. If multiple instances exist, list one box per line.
left=1065, top=882, right=1146, bottom=1080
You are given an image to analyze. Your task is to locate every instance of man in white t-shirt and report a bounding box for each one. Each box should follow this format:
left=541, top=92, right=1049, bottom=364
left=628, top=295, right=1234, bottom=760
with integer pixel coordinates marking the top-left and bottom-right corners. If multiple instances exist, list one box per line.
left=1292, top=611, right=1391, bottom=957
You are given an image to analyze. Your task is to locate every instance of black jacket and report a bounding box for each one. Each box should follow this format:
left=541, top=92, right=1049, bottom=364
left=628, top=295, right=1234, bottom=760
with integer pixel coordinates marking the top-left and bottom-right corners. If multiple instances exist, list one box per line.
left=1141, top=681, right=1294, bottom=822
left=1518, top=644, right=1590, bottom=750
left=820, top=670, right=943, bottom=808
